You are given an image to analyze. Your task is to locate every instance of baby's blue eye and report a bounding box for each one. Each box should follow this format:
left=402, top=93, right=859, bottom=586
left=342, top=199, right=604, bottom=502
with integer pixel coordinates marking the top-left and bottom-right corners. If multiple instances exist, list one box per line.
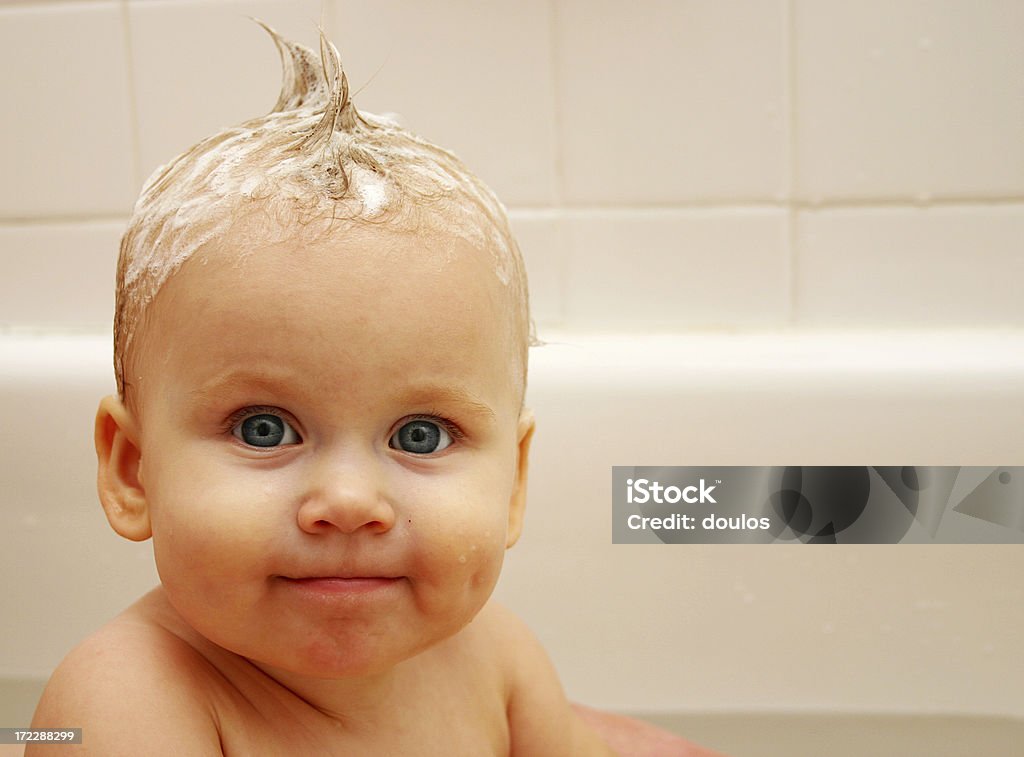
left=233, top=413, right=300, bottom=448
left=390, top=420, right=452, bottom=455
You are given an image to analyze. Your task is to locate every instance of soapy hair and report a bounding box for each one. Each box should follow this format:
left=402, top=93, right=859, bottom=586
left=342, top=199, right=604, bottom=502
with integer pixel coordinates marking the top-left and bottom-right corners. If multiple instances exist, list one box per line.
left=114, top=21, right=532, bottom=409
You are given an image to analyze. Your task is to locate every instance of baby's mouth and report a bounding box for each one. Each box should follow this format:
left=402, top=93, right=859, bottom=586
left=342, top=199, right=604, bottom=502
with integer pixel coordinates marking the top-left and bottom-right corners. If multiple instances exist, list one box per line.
left=279, top=575, right=402, bottom=595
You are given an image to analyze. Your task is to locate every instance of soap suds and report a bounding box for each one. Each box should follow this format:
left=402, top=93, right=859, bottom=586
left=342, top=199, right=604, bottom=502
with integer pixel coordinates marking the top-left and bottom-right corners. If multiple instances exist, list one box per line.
left=352, top=165, right=389, bottom=217
left=114, top=21, right=530, bottom=401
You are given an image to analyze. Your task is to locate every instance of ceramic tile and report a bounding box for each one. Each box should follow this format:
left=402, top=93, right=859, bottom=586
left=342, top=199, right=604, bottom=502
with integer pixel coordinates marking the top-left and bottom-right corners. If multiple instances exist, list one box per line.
left=508, top=210, right=567, bottom=330
left=128, top=0, right=324, bottom=190
left=330, top=0, right=557, bottom=206
left=0, top=2, right=135, bottom=216
left=0, top=221, right=122, bottom=330
left=795, top=0, right=1024, bottom=200
left=555, top=0, right=788, bottom=204
left=564, top=209, right=790, bottom=330
left=797, top=205, right=1024, bottom=326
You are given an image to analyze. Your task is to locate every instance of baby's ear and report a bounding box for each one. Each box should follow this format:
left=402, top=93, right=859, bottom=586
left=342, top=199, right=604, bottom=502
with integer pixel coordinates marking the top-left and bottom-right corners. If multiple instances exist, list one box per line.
left=506, top=408, right=535, bottom=549
left=94, top=395, right=151, bottom=541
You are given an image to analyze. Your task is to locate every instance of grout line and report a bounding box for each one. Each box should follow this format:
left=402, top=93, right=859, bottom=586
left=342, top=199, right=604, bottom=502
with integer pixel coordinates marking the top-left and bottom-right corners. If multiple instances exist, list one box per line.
left=0, top=215, right=128, bottom=227
left=786, top=0, right=799, bottom=328
left=5, top=195, right=1024, bottom=227
left=504, top=197, right=1024, bottom=216
left=118, top=0, right=144, bottom=191
left=544, top=0, right=570, bottom=330
left=545, top=0, right=566, bottom=209
left=0, top=0, right=111, bottom=8
left=785, top=0, right=799, bottom=201
left=787, top=196, right=1024, bottom=209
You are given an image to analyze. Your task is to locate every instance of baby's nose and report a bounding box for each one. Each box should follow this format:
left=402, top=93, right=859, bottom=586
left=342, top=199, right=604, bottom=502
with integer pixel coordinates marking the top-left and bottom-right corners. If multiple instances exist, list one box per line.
left=297, top=450, right=396, bottom=535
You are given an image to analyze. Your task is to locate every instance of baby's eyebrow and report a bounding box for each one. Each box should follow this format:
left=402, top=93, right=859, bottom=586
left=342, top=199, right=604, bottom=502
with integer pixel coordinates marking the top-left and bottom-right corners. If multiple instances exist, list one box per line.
left=187, top=372, right=497, bottom=420
left=398, top=385, right=497, bottom=421
left=187, top=370, right=288, bottom=404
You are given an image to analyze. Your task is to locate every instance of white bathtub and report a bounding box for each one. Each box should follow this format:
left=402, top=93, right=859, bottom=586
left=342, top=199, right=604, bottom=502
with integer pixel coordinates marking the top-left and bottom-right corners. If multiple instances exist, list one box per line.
left=2, top=330, right=1023, bottom=756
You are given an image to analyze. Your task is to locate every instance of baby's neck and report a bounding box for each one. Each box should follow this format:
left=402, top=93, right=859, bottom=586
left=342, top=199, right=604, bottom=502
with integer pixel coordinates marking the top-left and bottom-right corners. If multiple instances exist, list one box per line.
left=248, top=656, right=408, bottom=729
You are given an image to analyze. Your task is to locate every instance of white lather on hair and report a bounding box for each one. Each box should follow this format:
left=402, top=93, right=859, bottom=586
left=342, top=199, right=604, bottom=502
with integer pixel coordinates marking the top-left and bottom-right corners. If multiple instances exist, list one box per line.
left=114, top=20, right=530, bottom=400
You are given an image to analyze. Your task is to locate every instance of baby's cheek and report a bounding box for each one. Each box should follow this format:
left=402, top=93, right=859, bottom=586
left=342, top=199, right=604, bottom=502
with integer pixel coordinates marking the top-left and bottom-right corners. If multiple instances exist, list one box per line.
left=152, top=512, right=234, bottom=594
left=150, top=474, right=271, bottom=578
left=410, top=508, right=507, bottom=594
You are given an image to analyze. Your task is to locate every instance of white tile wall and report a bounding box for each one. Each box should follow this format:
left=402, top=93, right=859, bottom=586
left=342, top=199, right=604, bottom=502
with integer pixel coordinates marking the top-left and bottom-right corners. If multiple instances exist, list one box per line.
left=795, top=0, right=1024, bottom=201
left=0, top=221, right=121, bottom=330
left=0, top=1, right=1021, bottom=334
left=797, top=206, right=1024, bottom=327
left=508, top=209, right=568, bottom=329
left=0, top=2, right=135, bottom=217
left=554, top=0, right=789, bottom=204
left=328, top=0, right=558, bottom=207
left=128, top=0, right=325, bottom=191
left=564, top=209, right=790, bottom=329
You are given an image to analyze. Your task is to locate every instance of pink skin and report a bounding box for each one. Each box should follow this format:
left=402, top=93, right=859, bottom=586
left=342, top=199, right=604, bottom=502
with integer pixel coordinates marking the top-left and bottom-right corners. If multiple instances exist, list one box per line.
left=121, top=221, right=532, bottom=708
left=97, top=219, right=714, bottom=754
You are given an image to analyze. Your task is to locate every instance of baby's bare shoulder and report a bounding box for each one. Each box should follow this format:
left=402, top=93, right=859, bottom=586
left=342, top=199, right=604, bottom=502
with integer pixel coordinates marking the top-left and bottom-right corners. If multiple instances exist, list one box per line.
left=471, top=601, right=615, bottom=756
left=475, top=604, right=721, bottom=756
left=29, top=603, right=223, bottom=756
left=469, top=599, right=542, bottom=654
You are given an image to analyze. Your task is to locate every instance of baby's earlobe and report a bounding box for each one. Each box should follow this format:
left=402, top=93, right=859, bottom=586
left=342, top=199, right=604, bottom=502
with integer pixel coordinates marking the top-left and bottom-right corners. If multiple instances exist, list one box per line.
left=95, top=396, right=152, bottom=542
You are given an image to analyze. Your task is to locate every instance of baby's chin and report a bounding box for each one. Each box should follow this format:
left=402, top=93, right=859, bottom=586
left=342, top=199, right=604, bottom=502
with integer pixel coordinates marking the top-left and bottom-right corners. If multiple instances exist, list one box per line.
left=172, top=597, right=479, bottom=682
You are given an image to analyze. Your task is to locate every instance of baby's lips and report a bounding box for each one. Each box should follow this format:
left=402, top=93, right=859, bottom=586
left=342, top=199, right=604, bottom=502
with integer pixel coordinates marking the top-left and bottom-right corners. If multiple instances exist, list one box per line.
left=279, top=576, right=404, bottom=597
left=278, top=571, right=404, bottom=581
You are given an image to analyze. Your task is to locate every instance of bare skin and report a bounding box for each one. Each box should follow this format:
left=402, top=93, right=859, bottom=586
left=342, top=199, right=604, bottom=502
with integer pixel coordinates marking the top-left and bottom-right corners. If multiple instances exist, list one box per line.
left=32, top=589, right=607, bottom=756
left=31, top=590, right=717, bottom=756
left=30, top=224, right=609, bottom=755
left=29, top=222, right=714, bottom=755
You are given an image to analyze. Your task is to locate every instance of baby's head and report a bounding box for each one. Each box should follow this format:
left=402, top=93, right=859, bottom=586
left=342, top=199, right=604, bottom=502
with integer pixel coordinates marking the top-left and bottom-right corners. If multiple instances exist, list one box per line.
left=115, top=22, right=532, bottom=417
left=98, top=25, right=535, bottom=678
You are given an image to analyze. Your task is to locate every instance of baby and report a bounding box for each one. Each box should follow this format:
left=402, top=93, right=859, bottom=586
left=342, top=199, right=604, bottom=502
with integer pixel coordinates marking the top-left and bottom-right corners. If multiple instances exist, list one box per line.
left=29, top=24, right=716, bottom=757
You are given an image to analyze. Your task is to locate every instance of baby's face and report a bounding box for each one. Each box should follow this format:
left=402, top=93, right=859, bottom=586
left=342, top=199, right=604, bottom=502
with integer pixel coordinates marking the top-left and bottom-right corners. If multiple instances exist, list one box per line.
left=130, top=220, right=532, bottom=679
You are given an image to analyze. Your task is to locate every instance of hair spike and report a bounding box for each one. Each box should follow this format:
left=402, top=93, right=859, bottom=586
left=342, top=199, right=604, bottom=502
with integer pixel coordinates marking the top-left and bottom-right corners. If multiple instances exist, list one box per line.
left=251, top=17, right=327, bottom=113
left=296, top=27, right=367, bottom=197
left=302, top=31, right=344, bottom=143
left=114, top=25, right=531, bottom=406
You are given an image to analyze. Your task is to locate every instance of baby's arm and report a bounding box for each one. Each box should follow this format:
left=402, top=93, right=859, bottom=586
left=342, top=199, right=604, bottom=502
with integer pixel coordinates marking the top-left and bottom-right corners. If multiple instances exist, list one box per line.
left=490, top=603, right=727, bottom=757
left=27, top=624, right=222, bottom=756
